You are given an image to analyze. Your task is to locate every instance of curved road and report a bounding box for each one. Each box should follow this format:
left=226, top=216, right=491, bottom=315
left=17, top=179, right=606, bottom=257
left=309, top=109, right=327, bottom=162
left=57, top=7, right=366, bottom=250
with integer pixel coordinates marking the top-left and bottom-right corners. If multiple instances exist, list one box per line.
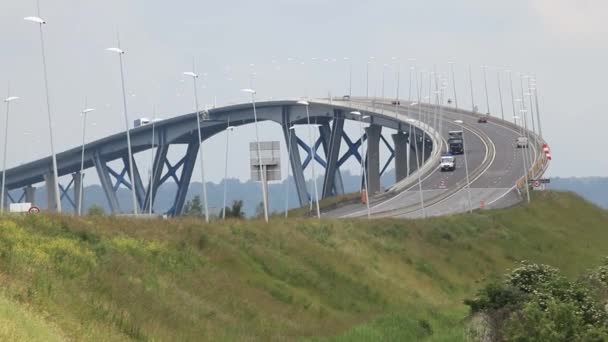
left=325, top=99, right=542, bottom=219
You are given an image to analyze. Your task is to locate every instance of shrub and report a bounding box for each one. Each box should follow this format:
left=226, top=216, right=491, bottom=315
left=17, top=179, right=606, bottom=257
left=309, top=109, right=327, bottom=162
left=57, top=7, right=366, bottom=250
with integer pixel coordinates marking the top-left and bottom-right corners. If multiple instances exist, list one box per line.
left=87, top=205, right=105, bottom=216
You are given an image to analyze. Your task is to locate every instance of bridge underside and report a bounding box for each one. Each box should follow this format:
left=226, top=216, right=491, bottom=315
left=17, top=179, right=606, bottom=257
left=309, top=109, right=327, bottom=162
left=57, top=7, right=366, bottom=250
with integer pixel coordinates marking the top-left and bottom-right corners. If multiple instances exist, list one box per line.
left=1, top=101, right=434, bottom=216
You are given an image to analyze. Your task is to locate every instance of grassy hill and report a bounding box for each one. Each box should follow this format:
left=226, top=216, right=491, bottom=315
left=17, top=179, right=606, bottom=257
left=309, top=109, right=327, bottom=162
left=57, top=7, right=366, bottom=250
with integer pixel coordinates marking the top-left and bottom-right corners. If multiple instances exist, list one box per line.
left=0, top=191, right=606, bottom=341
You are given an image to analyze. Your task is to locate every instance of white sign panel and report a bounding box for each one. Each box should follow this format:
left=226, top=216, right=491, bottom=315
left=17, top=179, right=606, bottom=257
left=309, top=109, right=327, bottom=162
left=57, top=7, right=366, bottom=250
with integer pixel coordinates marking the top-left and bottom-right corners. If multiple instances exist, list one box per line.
left=250, top=141, right=281, bottom=182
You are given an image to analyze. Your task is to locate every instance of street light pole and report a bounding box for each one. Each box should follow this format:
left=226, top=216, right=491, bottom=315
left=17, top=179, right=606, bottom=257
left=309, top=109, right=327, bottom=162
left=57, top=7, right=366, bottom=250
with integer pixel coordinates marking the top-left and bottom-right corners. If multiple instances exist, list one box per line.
left=242, top=88, right=269, bottom=222
left=223, top=121, right=234, bottom=220
left=1, top=93, right=19, bottom=214
left=469, top=65, right=476, bottom=113
left=351, top=111, right=371, bottom=219
left=184, top=70, right=210, bottom=222
left=454, top=120, right=473, bottom=213
left=408, top=114, right=426, bottom=218
left=25, top=14, right=61, bottom=213
left=507, top=70, right=517, bottom=123
left=106, top=44, right=138, bottom=216
left=297, top=101, right=321, bottom=220
left=149, top=107, right=157, bottom=215
left=285, top=125, right=294, bottom=218
left=497, top=69, right=505, bottom=121
left=449, top=61, right=458, bottom=109
left=78, top=106, right=95, bottom=216
left=482, top=65, right=490, bottom=115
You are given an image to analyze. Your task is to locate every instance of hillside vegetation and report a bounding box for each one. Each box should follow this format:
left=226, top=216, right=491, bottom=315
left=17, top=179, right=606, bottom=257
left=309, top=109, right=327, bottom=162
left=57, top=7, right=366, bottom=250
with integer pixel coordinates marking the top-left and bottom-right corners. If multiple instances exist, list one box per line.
left=0, top=191, right=606, bottom=341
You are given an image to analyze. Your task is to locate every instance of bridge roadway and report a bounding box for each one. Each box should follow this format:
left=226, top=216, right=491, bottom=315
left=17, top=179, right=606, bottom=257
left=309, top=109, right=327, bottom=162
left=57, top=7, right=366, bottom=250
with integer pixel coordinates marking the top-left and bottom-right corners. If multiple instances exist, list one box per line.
left=326, top=98, right=544, bottom=219
left=0, top=97, right=545, bottom=216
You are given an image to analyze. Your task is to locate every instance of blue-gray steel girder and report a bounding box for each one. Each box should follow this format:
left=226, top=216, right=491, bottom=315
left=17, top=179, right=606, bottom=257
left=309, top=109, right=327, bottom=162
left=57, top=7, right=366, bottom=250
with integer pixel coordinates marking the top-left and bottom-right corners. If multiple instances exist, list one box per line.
left=93, top=152, right=120, bottom=213
left=171, top=138, right=199, bottom=216
left=122, top=154, right=146, bottom=210
left=282, top=106, right=309, bottom=207
left=143, top=132, right=168, bottom=213
left=320, top=111, right=345, bottom=198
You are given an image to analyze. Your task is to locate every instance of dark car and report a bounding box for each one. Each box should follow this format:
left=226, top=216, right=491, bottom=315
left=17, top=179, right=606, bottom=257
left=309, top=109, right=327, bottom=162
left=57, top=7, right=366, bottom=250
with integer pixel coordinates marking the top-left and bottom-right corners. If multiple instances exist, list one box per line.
left=478, top=115, right=488, bottom=123
left=391, top=100, right=401, bottom=105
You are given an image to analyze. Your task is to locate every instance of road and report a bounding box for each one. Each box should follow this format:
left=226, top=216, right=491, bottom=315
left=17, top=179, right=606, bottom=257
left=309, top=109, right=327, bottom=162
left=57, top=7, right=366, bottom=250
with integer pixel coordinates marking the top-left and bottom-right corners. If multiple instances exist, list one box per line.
left=324, top=99, right=540, bottom=219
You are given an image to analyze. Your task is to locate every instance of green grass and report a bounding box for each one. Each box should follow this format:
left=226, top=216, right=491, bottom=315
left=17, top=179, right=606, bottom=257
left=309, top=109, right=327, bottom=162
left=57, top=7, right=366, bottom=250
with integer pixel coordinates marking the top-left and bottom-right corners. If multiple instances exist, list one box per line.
left=0, top=191, right=606, bottom=341
left=0, top=292, right=64, bottom=341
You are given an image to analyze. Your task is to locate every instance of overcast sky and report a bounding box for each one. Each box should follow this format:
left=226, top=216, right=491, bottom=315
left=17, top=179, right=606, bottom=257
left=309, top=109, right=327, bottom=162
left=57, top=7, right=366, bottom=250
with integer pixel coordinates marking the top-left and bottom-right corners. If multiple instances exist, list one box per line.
left=1, top=0, right=607, bottom=186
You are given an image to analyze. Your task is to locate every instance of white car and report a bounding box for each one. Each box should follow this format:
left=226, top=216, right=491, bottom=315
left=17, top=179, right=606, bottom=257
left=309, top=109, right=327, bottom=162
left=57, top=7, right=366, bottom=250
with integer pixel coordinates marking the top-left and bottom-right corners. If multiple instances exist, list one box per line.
left=440, top=154, right=456, bottom=172
left=516, top=137, right=529, bottom=148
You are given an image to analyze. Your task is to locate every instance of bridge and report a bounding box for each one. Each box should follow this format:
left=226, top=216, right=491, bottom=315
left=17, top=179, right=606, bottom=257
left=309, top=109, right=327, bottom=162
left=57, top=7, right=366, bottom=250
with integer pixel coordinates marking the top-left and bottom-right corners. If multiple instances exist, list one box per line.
left=0, top=97, right=548, bottom=217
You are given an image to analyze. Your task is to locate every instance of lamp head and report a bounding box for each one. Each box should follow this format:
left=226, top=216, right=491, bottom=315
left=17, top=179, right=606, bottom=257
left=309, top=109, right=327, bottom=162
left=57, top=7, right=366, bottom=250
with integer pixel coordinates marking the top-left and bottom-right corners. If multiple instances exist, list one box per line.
left=24, top=16, right=45, bottom=24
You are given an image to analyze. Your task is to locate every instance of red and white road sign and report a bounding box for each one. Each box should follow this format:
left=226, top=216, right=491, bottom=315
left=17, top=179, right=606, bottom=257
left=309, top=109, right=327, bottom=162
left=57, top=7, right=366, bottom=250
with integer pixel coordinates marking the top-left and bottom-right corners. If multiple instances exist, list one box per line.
left=543, top=143, right=552, bottom=161
left=28, top=206, right=40, bottom=214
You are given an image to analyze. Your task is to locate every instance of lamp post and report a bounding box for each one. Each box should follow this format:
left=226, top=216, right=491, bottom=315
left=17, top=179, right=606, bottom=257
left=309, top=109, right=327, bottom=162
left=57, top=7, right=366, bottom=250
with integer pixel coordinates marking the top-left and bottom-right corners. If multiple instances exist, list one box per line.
left=148, top=108, right=158, bottom=215
left=241, top=88, right=269, bottom=223
left=449, top=61, right=458, bottom=109
left=366, top=57, right=375, bottom=98
left=468, top=65, right=476, bottom=113
left=514, top=112, right=531, bottom=204
left=184, top=70, right=210, bottom=222
left=105, top=45, right=138, bottom=215
left=222, top=123, right=235, bottom=220
left=497, top=69, right=505, bottom=121
left=25, top=15, right=61, bottom=213
left=344, top=57, right=353, bottom=97
left=507, top=70, right=517, bottom=123
left=285, top=125, right=295, bottom=218
left=454, top=120, right=473, bottom=213
left=297, top=101, right=321, bottom=220
left=78, top=107, right=95, bottom=216
left=350, top=111, right=371, bottom=219
left=407, top=114, right=426, bottom=218
left=482, top=65, right=490, bottom=115
left=1, top=94, right=19, bottom=214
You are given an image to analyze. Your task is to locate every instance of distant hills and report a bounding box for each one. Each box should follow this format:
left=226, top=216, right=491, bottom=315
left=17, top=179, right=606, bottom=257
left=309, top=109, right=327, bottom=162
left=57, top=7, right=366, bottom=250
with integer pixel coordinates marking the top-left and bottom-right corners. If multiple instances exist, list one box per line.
left=547, top=177, right=608, bottom=209
left=13, top=173, right=607, bottom=215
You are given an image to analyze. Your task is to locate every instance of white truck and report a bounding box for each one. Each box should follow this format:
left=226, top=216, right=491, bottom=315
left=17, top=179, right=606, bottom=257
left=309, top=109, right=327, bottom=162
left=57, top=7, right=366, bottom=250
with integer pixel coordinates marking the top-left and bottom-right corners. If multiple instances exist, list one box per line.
left=133, top=118, right=151, bottom=128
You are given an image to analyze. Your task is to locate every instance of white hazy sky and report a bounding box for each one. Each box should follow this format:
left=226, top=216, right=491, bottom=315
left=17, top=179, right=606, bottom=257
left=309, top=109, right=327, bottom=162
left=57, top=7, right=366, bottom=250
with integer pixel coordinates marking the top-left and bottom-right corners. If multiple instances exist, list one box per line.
left=1, top=0, right=607, bottom=185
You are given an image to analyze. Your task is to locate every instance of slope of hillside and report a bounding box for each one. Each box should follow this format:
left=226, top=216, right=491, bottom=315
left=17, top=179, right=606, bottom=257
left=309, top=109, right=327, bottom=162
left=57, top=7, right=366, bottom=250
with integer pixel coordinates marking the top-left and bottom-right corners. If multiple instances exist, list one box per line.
left=0, top=191, right=606, bottom=341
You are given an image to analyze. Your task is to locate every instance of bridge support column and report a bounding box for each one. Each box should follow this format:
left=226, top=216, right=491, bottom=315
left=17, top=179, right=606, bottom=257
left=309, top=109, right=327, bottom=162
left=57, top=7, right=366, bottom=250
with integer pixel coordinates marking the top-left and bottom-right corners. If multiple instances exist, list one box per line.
left=144, top=131, right=167, bottom=213
left=282, top=108, right=308, bottom=207
left=365, top=124, right=382, bottom=195
left=93, top=152, right=120, bottom=214
left=123, top=155, right=145, bottom=210
left=408, top=128, right=424, bottom=173
left=23, top=185, right=36, bottom=204
left=392, top=131, right=409, bottom=182
left=72, top=172, right=84, bottom=214
left=320, top=114, right=345, bottom=198
left=172, top=140, right=199, bottom=216
left=44, top=173, right=58, bottom=211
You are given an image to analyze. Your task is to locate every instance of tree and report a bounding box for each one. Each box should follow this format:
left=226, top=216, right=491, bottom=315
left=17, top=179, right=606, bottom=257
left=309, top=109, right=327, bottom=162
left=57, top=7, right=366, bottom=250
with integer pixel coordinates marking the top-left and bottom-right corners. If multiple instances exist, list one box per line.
left=221, top=200, right=244, bottom=219
left=183, top=195, right=203, bottom=218
left=87, top=204, right=105, bottom=216
left=254, top=201, right=265, bottom=219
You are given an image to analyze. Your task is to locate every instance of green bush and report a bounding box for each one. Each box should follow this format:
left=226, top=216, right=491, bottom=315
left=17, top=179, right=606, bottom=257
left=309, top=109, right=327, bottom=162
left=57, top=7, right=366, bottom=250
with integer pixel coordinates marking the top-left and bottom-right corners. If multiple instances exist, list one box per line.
left=465, top=260, right=608, bottom=341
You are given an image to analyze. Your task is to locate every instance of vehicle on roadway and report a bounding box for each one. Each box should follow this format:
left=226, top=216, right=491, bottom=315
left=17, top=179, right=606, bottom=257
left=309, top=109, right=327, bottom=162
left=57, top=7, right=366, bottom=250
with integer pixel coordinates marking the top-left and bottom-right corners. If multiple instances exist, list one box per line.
left=516, top=136, right=529, bottom=148
left=391, top=100, right=401, bottom=105
left=448, top=130, right=463, bottom=140
left=449, top=139, right=464, bottom=154
left=478, top=115, right=488, bottom=123
left=440, top=153, right=456, bottom=171
left=134, top=118, right=151, bottom=128
left=448, top=130, right=464, bottom=154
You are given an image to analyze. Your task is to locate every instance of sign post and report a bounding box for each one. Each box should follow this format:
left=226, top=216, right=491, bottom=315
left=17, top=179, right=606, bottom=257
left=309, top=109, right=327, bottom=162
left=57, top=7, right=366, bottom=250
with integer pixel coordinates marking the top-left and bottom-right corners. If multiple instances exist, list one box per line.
left=250, top=141, right=281, bottom=217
